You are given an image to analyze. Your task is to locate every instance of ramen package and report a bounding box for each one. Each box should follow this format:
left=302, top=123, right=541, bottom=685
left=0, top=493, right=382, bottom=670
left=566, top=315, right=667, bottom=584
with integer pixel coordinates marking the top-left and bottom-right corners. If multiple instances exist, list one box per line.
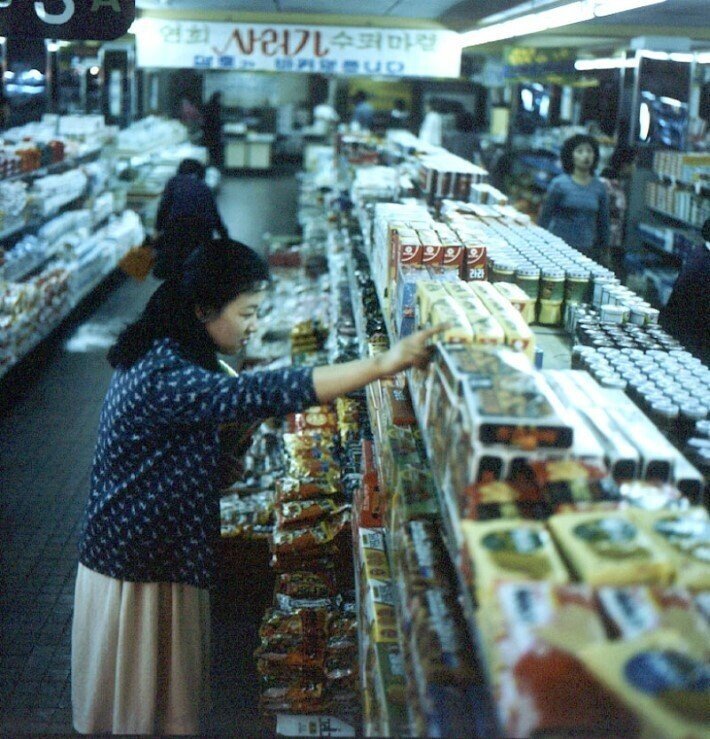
left=548, top=511, right=674, bottom=587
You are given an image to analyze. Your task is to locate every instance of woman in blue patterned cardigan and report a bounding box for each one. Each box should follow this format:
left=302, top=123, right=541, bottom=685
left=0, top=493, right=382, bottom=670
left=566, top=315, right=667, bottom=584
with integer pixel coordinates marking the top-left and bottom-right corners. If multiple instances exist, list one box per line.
left=71, top=237, right=443, bottom=735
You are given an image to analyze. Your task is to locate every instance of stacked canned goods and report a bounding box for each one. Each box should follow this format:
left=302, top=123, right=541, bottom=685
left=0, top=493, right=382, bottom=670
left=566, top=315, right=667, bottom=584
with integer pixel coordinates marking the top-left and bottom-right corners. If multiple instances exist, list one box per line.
left=572, top=345, right=709, bottom=446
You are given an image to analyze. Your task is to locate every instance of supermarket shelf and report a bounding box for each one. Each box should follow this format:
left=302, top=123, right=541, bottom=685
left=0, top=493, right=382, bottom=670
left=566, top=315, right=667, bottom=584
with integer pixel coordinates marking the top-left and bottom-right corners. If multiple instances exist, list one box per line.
left=0, top=191, right=88, bottom=246
left=408, top=383, right=501, bottom=739
left=346, top=241, right=500, bottom=739
left=637, top=233, right=684, bottom=262
left=0, top=257, right=121, bottom=382
left=0, top=148, right=102, bottom=186
left=647, top=206, right=702, bottom=230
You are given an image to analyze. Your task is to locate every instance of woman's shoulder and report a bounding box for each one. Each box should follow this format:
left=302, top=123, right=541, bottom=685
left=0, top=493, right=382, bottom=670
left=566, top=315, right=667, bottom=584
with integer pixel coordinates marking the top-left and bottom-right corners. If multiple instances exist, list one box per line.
left=548, top=173, right=571, bottom=189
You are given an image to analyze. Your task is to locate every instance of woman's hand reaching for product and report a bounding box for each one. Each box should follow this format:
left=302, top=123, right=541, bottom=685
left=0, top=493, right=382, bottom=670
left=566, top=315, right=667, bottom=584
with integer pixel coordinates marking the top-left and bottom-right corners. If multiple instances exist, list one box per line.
left=376, top=324, right=450, bottom=375
left=312, top=323, right=449, bottom=403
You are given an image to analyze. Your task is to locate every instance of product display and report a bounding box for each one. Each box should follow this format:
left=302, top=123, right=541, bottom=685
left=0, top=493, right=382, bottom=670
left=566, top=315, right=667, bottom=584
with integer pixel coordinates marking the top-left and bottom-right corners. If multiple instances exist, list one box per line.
left=4, top=33, right=709, bottom=731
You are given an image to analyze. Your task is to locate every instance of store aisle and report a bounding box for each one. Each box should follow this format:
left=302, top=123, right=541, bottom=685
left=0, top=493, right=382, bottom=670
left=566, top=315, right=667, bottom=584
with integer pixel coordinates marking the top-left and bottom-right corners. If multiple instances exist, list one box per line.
left=0, top=168, right=299, bottom=735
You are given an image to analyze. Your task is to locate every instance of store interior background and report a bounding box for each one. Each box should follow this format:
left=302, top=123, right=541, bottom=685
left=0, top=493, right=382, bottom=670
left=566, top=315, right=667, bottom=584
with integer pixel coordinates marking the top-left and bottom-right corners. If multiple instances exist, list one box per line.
left=0, top=1, right=709, bottom=736
left=2, top=1, right=709, bottom=303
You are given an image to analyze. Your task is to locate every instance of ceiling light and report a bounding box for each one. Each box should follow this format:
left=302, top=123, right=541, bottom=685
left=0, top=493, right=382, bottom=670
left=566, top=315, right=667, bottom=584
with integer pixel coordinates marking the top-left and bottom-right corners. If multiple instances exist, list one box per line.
left=575, top=57, right=638, bottom=70
left=592, top=0, right=667, bottom=17
left=459, top=0, right=669, bottom=48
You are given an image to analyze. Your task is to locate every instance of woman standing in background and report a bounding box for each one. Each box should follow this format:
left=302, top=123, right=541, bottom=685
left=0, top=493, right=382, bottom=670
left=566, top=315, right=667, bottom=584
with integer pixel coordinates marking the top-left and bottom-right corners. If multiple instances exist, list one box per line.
left=599, top=144, right=637, bottom=276
left=538, top=134, right=610, bottom=262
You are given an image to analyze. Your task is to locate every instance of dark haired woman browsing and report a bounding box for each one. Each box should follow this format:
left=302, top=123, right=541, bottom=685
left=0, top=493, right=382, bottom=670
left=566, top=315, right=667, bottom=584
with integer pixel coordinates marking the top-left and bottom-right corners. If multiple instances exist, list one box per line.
left=538, top=134, right=611, bottom=261
left=71, top=238, right=446, bottom=735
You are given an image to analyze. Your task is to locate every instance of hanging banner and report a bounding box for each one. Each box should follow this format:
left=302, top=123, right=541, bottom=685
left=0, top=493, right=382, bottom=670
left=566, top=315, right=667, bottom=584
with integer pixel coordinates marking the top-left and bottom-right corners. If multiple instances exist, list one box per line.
left=0, top=0, right=135, bottom=41
left=133, top=18, right=461, bottom=78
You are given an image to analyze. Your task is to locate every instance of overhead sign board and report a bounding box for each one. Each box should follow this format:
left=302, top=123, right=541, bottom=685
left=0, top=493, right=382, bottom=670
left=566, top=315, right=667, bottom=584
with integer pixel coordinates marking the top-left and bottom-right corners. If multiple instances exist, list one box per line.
left=0, top=0, right=135, bottom=41
left=133, top=19, right=462, bottom=78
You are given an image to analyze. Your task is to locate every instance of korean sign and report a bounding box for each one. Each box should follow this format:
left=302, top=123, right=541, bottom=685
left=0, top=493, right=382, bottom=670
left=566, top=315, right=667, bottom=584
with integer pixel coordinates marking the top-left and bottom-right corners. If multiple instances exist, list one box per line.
left=133, top=19, right=461, bottom=78
left=0, top=0, right=135, bottom=40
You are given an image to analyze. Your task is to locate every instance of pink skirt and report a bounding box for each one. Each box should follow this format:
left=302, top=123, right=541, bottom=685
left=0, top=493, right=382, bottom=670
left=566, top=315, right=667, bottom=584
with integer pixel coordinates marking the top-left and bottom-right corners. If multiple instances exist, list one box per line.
left=71, top=563, right=210, bottom=735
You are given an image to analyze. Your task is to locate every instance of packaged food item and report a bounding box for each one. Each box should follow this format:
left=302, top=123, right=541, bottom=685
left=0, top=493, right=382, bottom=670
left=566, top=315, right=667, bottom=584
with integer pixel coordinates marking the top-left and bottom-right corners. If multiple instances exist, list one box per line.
left=597, top=586, right=710, bottom=658
left=462, top=479, right=546, bottom=521
left=429, top=296, right=475, bottom=345
left=469, top=281, right=535, bottom=359
left=415, top=281, right=451, bottom=328
left=366, top=642, right=409, bottom=736
left=618, top=480, right=687, bottom=511
left=530, top=459, right=619, bottom=508
left=480, top=582, right=637, bottom=737
left=455, top=347, right=574, bottom=450
left=275, top=499, right=347, bottom=529
left=579, top=630, right=710, bottom=738
left=276, top=571, right=338, bottom=600
left=548, top=511, right=674, bottom=586
left=460, top=519, right=569, bottom=602
left=493, top=281, right=536, bottom=324
left=359, top=528, right=392, bottom=583
left=289, top=407, right=338, bottom=433
left=275, top=476, right=340, bottom=502
left=631, top=508, right=710, bottom=591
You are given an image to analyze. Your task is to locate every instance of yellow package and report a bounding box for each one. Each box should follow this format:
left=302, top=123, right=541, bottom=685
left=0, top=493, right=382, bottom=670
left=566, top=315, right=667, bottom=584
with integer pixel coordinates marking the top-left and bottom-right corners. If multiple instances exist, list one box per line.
left=430, top=296, right=475, bottom=344
left=548, top=511, right=674, bottom=587
left=579, top=630, right=710, bottom=739
left=630, top=508, right=710, bottom=592
left=415, top=281, right=450, bottom=328
left=493, top=282, right=536, bottom=324
left=461, top=519, right=569, bottom=604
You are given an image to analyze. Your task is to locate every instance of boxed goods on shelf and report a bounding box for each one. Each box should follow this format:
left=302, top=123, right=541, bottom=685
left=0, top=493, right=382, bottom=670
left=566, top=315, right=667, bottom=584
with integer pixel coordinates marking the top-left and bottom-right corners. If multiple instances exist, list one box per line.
left=579, top=630, right=708, bottom=739
left=478, top=581, right=639, bottom=738
left=548, top=510, right=674, bottom=587
left=301, top=132, right=710, bottom=739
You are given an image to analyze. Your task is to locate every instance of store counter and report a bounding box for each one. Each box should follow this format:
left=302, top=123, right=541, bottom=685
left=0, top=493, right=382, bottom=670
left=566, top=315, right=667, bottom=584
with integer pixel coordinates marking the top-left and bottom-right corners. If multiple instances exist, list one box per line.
left=223, top=124, right=275, bottom=170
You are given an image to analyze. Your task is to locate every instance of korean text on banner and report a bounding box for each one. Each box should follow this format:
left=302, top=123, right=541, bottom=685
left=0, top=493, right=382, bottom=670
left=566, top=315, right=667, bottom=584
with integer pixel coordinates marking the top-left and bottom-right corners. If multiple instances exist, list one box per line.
left=132, top=19, right=461, bottom=79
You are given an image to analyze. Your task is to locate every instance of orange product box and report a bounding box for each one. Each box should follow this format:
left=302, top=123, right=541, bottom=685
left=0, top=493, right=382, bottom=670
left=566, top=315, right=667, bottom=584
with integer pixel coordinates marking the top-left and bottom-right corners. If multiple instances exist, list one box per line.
left=462, top=244, right=487, bottom=281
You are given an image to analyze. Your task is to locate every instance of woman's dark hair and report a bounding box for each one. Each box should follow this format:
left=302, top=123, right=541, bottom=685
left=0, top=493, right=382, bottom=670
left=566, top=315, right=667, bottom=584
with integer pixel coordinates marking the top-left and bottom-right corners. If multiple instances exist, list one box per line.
left=108, top=238, right=270, bottom=370
left=560, top=134, right=600, bottom=175
left=177, top=158, right=206, bottom=178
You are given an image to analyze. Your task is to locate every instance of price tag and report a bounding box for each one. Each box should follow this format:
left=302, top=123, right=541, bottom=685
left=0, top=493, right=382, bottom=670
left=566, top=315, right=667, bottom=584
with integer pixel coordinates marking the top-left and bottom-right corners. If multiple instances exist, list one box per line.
left=276, top=714, right=356, bottom=737
left=0, top=1, right=135, bottom=41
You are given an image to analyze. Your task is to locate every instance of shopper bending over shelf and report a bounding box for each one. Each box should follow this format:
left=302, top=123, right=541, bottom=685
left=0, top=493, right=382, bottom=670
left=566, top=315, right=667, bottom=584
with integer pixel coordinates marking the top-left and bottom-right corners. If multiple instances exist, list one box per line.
left=153, top=158, right=229, bottom=279
left=71, top=237, right=445, bottom=735
left=538, top=133, right=611, bottom=263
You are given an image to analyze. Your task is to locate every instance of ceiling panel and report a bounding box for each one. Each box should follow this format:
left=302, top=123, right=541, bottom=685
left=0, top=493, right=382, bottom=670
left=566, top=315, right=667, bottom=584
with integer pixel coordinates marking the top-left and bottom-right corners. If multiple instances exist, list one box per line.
left=135, top=0, right=466, bottom=19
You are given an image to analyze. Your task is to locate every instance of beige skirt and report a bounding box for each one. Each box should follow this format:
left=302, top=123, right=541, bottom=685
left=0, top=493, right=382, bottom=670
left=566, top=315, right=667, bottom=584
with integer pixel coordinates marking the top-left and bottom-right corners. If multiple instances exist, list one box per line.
left=71, top=563, right=211, bottom=735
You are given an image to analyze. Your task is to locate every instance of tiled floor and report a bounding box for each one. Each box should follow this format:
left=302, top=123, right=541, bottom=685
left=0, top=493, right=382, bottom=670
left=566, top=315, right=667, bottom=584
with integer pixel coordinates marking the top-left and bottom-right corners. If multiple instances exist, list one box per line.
left=0, top=167, right=299, bottom=734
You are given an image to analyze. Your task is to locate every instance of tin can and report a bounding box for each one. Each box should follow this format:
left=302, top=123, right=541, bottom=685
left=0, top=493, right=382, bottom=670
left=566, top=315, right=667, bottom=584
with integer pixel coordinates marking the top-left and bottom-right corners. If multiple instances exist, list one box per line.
left=540, top=268, right=566, bottom=301
left=564, top=268, right=591, bottom=304
left=600, top=304, right=628, bottom=324
left=514, top=265, right=541, bottom=299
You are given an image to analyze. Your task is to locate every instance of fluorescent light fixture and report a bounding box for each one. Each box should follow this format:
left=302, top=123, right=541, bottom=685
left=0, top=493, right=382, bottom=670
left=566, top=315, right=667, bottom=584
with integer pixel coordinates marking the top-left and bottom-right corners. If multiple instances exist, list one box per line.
left=459, top=0, right=669, bottom=48
left=592, top=0, right=667, bottom=17
left=668, top=52, right=694, bottom=62
left=638, top=102, right=651, bottom=141
left=697, top=52, right=710, bottom=64
left=575, top=57, right=638, bottom=70
left=659, top=96, right=682, bottom=107
left=46, top=41, right=60, bottom=52
left=3, top=70, right=14, bottom=79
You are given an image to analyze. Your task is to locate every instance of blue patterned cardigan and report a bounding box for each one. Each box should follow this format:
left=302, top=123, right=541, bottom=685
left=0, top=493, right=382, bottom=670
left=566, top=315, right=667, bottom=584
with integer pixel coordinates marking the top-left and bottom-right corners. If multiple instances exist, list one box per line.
left=79, top=338, right=317, bottom=589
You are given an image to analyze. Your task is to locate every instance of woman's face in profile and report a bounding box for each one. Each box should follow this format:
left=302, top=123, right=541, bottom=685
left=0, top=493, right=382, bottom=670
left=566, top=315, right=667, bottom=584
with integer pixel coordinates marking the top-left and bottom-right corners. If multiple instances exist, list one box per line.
left=202, top=291, right=265, bottom=354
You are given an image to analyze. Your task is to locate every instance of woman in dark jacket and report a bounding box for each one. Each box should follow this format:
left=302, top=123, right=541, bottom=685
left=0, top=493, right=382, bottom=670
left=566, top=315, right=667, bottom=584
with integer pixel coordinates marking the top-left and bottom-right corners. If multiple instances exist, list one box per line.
left=154, top=158, right=228, bottom=278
